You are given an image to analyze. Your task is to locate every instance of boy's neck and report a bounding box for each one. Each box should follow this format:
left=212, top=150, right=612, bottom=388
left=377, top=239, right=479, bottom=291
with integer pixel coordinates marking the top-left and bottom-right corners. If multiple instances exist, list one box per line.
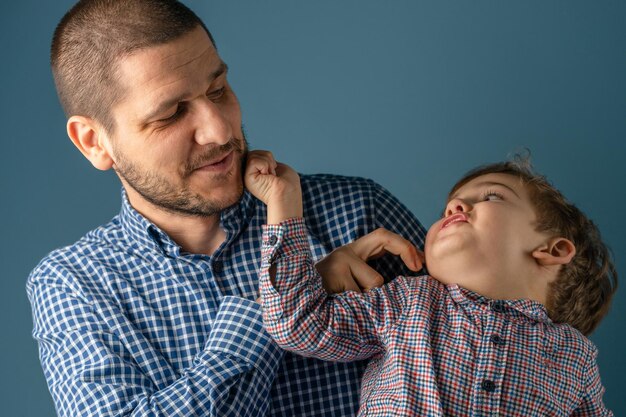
left=431, top=260, right=553, bottom=304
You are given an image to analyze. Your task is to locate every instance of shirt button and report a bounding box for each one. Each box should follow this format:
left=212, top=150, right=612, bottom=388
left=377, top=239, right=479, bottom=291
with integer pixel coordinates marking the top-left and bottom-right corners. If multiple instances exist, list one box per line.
left=491, top=301, right=505, bottom=313
left=490, top=334, right=505, bottom=346
left=481, top=379, right=496, bottom=392
left=268, top=235, right=278, bottom=246
left=213, top=261, right=223, bottom=274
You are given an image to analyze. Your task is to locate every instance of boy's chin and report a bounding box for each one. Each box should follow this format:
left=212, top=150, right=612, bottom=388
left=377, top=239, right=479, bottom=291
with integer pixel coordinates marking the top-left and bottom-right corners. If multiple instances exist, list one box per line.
left=426, top=251, right=477, bottom=283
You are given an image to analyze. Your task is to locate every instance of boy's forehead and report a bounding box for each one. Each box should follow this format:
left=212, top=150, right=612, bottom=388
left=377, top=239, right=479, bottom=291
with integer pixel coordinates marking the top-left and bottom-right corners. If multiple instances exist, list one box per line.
left=451, top=173, right=527, bottom=199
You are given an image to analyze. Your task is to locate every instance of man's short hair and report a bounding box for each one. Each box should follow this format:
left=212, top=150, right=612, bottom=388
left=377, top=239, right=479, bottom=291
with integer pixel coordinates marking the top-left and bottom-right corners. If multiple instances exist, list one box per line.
left=51, top=0, right=215, bottom=134
left=448, top=154, right=618, bottom=336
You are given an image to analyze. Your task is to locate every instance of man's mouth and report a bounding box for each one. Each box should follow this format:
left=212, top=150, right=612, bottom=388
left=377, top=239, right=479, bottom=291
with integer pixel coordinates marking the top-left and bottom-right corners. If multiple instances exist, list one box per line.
left=441, top=213, right=468, bottom=229
left=193, top=150, right=235, bottom=173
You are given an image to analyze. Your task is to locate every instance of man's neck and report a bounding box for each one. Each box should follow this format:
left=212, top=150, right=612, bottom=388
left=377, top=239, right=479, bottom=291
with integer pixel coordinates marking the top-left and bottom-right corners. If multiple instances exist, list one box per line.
left=126, top=190, right=227, bottom=256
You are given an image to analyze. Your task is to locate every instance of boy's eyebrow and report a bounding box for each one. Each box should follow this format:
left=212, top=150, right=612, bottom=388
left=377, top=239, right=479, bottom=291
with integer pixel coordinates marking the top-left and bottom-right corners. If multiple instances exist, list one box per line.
left=451, top=180, right=521, bottom=200
left=142, top=61, right=229, bottom=122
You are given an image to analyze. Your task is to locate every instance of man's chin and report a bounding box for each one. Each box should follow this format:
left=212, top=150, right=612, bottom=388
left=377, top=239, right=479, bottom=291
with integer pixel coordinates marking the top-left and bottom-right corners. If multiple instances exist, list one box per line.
left=190, top=183, right=244, bottom=213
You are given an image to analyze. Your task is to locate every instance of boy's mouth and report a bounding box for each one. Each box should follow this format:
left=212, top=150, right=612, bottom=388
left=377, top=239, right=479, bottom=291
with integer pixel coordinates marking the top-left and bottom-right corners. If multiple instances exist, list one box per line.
left=441, top=213, right=468, bottom=230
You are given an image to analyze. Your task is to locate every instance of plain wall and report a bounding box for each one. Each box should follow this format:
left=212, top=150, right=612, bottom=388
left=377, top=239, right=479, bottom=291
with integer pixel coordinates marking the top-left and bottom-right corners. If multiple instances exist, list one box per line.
left=1, top=1, right=624, bottom=415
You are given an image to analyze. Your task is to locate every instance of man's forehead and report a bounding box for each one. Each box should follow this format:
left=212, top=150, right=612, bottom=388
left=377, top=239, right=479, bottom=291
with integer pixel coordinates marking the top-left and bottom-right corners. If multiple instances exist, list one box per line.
left=117, top=27, right=218, bottom=91
left=111, top=27, right=221, bottom=122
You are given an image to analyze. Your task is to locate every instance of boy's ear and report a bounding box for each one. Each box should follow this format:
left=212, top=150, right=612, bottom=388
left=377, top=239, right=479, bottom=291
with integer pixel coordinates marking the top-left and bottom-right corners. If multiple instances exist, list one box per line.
left=532, top=237, right=576, bottom=266
left=67, top=115, right=114, bottom=171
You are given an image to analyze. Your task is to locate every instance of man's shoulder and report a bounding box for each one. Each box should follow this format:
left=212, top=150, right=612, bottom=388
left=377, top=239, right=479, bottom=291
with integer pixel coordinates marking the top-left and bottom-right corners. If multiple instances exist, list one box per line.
left=298, top=174, right=381, bottom=220
left=300, top=173, right=381, bottom=192
left=27, top=216, right=126, bottom=288
left=299, top=173, right=390, bottom=207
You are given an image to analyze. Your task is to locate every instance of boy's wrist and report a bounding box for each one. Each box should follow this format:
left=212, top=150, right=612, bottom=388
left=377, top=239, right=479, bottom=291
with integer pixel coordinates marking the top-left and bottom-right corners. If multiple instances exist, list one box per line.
left=267, top=193, right=303, bottom=224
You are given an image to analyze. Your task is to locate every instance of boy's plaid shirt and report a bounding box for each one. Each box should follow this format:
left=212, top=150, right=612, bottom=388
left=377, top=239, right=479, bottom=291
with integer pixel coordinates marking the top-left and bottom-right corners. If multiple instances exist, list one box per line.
left=261, top=217, right=612, bottom=416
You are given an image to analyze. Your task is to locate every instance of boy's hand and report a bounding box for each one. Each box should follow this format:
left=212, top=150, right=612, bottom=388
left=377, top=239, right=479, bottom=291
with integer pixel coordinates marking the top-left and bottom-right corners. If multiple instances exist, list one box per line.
left=244, top=150, right=303, bottom=224
left=316, top=228, right=424, bottom=293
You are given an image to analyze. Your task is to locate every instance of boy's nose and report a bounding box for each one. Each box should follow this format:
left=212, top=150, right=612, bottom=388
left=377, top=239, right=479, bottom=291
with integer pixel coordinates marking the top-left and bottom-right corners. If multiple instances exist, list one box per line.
left=445, top=198, right=472, bottom=217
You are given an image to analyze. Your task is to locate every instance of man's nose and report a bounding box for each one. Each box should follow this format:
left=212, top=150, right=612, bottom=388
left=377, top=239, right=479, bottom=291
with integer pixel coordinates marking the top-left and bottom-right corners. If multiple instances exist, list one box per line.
left=192, top=98, right=232, bottom=146
left=445, top=198, right=472, bottom=217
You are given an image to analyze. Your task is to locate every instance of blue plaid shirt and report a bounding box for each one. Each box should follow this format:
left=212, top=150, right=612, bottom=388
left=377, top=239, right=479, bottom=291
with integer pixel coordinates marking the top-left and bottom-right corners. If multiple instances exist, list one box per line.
left=27, top=174, right=426, bottom=417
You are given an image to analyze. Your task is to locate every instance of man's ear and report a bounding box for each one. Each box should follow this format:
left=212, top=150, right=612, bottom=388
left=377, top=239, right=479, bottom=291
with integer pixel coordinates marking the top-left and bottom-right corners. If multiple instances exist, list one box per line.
left=67, top=115, right=114, bottom=171
left=532, top=237, right=576, bottom=266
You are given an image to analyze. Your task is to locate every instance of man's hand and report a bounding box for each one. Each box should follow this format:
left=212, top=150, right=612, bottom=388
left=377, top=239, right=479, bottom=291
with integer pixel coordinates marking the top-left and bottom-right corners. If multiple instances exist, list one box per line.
left=244, top=150, right=303, bottom=224
left=316, top=228, right=424, bottom=294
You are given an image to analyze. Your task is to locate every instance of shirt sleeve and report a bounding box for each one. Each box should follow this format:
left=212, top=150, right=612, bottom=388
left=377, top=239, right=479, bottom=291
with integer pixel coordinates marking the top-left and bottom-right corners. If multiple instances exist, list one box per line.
left=369, top=180, right=427, bottom=280
left=27, top=265, right=284, bottom=417
left=571, top=346, right=613, bottom=416
left=260, top=217, right=412, bottom=362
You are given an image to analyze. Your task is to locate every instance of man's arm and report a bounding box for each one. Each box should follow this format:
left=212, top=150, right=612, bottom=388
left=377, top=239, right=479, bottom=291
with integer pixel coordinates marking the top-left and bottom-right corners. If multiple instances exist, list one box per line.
left=27, top=264, right=283, bottom=417
left=369, top=179, right=427, bottom=281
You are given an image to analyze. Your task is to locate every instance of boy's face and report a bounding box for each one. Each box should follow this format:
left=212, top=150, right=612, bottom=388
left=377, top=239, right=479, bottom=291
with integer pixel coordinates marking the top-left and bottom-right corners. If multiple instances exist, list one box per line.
left=425, top=173, right=549, bottom=289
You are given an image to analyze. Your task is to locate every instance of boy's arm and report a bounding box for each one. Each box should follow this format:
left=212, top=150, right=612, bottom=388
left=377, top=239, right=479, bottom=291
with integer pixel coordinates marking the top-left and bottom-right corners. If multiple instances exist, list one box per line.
left=572, top=347, right=613, bottom=416
left=259, top=217, right=415, bottom=362
left=244, top=150, right=303, bottom=225
left=244, top=152, right=419, bottom=360
left=244, top=151, right=422, bottom=293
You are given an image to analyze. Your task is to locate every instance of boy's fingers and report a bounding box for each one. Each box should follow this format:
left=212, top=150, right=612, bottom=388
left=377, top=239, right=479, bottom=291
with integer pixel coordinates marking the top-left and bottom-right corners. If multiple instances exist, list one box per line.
left=246, top=150, right=278, bottom=175
left=246, top=156, right=274, bottom=177
left=350, top=229, right=422, bottom=271
left=254, top=151, right=278, bottom=175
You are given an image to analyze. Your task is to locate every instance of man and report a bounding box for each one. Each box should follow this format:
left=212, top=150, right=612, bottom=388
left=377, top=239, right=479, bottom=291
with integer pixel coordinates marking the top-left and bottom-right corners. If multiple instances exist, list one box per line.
left=27, top=1, right=426, bottom=416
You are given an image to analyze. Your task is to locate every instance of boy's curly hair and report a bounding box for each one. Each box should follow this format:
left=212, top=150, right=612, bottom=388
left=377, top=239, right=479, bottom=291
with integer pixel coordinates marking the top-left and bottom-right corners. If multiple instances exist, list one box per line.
left=448, top=153, right=618, bottom=335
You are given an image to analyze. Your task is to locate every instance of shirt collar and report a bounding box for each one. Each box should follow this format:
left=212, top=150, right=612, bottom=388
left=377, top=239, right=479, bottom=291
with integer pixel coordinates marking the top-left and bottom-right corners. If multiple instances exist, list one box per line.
left=446, top=283, right=551, bottom=323
left=118, top=187, right=258, bottom=258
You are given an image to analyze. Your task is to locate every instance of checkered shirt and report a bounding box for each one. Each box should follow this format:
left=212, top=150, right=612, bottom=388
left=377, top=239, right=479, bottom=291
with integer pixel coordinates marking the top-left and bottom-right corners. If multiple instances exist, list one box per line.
left=261, top=218, right=613, bottom=416
left=27, top=174, right=426, bottom=417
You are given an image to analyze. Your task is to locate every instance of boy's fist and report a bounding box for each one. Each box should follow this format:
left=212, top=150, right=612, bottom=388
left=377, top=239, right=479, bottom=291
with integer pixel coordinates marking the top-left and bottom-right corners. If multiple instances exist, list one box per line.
left=244, top=150, right=303, bottom=223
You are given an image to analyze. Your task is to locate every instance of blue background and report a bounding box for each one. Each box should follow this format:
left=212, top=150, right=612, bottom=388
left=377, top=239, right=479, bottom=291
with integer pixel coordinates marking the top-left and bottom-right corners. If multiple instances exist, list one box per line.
left=1, top=1, right=624, bottom=415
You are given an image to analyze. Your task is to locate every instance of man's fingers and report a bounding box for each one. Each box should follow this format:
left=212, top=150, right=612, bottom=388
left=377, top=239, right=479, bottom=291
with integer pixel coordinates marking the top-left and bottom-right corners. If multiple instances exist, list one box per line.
left=348, top=257, right=384, bottom=291
left=350, top=228, right=422, bottom=271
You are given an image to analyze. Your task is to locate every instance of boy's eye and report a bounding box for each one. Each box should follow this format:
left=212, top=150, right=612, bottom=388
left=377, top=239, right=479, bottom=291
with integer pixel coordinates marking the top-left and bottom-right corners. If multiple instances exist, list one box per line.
left=482, top=190, right=504, bottom=201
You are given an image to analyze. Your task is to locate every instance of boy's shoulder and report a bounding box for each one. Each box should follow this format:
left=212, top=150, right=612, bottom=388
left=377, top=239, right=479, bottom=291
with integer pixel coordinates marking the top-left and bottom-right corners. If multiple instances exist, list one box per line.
left=383, top=274, right=448, bottom=308
left=548, top=321, right=599, bottom=360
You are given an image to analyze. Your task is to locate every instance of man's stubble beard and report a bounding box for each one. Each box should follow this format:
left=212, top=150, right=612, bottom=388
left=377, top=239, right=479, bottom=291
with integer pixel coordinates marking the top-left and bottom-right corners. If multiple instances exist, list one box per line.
left=113, top=134, right=249, bottom=218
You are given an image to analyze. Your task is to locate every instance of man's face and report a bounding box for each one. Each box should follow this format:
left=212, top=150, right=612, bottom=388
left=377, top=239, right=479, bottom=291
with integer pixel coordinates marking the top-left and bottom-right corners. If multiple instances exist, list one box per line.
left=105, top=26, right=247, bottom=217
left=425, top=173, right=548, bottom=283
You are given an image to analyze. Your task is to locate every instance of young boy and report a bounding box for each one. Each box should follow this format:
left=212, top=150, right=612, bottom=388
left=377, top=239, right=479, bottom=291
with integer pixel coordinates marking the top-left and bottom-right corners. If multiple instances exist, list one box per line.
left=244, top=153, right=617, bottom=416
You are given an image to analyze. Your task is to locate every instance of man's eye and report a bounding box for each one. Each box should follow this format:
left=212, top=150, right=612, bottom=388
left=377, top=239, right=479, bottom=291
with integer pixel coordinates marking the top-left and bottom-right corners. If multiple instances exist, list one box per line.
left=207, top=87, right=225, bottom=101
left=159, top=105, right=186, bottom=123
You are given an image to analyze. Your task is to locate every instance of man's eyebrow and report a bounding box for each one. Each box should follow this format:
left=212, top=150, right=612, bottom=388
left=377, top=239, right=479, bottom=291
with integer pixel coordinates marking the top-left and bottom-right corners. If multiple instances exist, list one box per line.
left=143, top=61, right=229, bottom=122
left=211, top=61, right=228, bottom=81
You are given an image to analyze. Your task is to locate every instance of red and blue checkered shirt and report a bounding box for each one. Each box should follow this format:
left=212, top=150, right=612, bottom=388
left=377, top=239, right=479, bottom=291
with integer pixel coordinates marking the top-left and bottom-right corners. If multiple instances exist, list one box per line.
left=261, top=218, right=613, bottom=416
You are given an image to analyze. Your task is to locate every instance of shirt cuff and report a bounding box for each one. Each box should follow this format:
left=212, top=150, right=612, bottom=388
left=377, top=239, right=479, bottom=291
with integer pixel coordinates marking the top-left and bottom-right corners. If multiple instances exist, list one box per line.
left=200, top=296, right=284, bottom=373
left=260, top=217, right=317, bottom=323
left=261, top=217, right=310, bottom=265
